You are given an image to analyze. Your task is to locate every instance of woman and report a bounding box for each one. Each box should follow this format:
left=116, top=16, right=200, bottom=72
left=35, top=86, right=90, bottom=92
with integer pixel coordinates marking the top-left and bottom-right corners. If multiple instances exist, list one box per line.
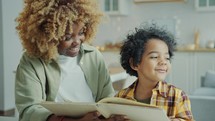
left=15, top=0, right=129, bottom=121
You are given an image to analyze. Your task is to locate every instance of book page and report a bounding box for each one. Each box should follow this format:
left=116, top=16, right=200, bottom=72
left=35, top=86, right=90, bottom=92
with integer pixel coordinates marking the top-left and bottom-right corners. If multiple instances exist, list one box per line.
left=97, top=103, right=170, bottom=121
left=98, top=97, right=157, bottom=108
left=40, top=101, right=98, bottom=117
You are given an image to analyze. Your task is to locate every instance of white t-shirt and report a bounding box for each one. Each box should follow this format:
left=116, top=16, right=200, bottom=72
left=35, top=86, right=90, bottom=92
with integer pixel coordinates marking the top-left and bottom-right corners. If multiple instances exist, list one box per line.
left=55, top=55, right=94, bottom=102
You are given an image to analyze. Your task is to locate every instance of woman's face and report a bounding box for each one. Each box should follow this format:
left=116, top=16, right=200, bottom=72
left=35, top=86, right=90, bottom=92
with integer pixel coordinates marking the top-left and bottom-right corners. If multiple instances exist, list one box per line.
left=132, top=39, right=171, bottom=83
left=58, top=22, right=85, bottom=57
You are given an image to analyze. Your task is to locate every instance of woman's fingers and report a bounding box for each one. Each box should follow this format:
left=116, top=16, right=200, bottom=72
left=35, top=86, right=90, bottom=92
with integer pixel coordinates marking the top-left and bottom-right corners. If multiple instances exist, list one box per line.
left=80, top=111, right=101, bottom=121
left=108, top=115, right=131, bottom=121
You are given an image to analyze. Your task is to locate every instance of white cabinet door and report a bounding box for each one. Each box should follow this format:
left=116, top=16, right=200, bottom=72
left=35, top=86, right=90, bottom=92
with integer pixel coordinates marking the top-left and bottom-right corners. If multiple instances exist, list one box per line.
left=195, top=53, right=215, bottom=85
left=168, top=52, right=215, bottom=94
left=168, top=52, right=193, bottom=93
left=134, top=0, right=185, bottom=2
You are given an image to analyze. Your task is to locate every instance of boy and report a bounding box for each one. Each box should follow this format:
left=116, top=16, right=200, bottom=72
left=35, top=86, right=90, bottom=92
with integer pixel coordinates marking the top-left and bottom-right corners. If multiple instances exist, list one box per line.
left=116, top=24, right=194, bottom=121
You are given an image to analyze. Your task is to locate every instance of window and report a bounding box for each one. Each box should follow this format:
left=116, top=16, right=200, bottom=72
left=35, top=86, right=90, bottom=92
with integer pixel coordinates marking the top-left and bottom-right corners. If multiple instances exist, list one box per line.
left=195, top=0, right=215, bottom=11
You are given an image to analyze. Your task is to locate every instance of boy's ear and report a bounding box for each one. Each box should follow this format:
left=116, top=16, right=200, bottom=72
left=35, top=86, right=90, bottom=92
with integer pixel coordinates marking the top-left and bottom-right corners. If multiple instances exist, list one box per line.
left=129, top=58, right=138, bottom=71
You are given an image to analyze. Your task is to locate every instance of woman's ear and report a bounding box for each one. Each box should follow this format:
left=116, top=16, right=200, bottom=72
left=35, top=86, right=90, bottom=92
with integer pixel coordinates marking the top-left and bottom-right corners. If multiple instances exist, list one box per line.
left=129, top=58, right=138, bottom=71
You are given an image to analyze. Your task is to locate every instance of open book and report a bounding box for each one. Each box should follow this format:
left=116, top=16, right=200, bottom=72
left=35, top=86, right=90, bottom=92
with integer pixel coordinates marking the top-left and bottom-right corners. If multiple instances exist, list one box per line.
left=40, top=97, right=170, bottom=121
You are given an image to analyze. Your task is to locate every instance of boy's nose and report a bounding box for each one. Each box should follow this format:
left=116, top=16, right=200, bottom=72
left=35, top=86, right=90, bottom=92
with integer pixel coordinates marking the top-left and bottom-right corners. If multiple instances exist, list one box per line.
left=159, top=58, right=167, bottom=65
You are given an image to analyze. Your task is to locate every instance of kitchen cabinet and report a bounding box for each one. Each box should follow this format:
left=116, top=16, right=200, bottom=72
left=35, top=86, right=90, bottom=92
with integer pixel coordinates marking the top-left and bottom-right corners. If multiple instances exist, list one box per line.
left=109, top=67, right=128, bottom=92
left=195, top=0, right=215, bottom=11
left=101, top=51, right=129, bottom=92
left=134, top=0, right=185, bottom=3
left=167, top=51, right=215, bottom=94
left=100, top=0, right=129, bottom=16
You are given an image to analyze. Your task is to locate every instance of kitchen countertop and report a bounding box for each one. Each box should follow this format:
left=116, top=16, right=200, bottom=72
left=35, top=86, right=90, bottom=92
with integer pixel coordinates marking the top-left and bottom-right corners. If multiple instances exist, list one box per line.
left=108, top=67, right=128, bottom=83
left=99, top=46, right=215, bottom=52
left=176, top=48, right=215, bottom=52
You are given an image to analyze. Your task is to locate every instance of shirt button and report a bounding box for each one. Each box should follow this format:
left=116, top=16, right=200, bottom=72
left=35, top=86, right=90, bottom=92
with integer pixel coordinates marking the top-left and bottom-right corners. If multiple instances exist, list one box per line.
left=80, top=62, right=83, bottom=65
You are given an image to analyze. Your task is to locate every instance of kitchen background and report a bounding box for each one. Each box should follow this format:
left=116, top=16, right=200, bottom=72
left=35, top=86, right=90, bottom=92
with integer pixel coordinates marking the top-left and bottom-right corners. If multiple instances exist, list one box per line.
left=0, top=0, right=215, bottom=120
left=94, top=0, right=215, bottom=48
left=95, top=0, right=215, bottom=93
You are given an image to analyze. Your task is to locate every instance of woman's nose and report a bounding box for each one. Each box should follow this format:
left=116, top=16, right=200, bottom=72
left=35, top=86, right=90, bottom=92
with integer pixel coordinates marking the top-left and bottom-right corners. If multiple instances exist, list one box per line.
left=71, top=36, right=81, bottom=45
left=72, top=35, right=79, bottom=42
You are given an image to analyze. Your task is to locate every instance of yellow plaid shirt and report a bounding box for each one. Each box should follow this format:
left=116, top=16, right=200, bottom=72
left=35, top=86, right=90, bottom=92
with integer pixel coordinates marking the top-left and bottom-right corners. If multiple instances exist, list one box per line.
left=115, top=80, right=194, bottom=121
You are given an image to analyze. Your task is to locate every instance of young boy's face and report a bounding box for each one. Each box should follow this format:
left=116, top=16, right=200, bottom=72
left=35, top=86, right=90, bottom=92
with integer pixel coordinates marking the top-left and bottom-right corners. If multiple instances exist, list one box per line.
left=133, top=39, right=171, bottom=83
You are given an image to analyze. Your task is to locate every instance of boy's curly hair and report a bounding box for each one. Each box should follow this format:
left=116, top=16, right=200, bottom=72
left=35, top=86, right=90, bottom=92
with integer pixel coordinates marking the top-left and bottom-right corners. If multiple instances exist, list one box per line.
left=16, top=0, right=103, bottom=61
left=120, top=23, right=177, bottom=77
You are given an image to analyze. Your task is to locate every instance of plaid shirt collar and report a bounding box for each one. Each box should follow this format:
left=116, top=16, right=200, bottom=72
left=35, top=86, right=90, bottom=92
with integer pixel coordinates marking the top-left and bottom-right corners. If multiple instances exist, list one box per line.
left=126, top=80, right=169, bottom=99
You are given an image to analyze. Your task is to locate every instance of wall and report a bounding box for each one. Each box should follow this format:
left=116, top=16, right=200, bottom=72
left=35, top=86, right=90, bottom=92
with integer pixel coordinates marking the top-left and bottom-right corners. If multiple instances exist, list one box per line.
left=0, top=0, right=4, bottom=110
left=0, top=0, right=23, bottom=112
left=94, top=0, right=215, bottom=48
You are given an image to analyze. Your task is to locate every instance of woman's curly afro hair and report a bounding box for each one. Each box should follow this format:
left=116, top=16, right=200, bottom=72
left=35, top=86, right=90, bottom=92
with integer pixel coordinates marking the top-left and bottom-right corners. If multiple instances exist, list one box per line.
left=16, top=0, right=103, bottom=62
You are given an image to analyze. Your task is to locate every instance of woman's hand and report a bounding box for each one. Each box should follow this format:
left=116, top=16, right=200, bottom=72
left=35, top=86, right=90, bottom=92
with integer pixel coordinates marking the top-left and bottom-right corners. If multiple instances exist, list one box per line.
left=77, top=111, right=101, bottom=121
left=47, top=112, right=131, bottom=121
left=100, top=115, right=131, bottom=121
left=47, top=111, right=101, bottom=121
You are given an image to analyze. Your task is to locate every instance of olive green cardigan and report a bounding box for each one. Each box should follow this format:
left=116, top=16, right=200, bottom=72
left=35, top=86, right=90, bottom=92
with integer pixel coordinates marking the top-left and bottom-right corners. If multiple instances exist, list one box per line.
left=15, top=44, right=114, bottom=121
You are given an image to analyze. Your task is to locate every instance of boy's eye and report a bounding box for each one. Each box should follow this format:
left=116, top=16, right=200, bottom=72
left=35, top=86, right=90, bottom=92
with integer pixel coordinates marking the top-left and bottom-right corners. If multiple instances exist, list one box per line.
left=150, top=56, right=158, bottom=59
left=166, top=58, right=170, bottom=62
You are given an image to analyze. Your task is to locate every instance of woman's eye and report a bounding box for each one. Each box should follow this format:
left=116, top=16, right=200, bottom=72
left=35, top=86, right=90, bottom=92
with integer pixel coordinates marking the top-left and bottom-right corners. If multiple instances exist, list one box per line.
left=79, top=32, right=84, bottom=35
left=65, top=37, right=71, bottom=41
left=78, top=30, right=85, bottom=35
left=79, top=27, right=86, bottom=35
left=64, top=35, right=72, bottom=41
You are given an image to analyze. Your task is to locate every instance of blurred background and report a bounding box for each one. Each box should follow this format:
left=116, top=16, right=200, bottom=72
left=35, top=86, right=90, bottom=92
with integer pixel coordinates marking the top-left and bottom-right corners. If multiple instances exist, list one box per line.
left=1, top=0, right=215, bottom=121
